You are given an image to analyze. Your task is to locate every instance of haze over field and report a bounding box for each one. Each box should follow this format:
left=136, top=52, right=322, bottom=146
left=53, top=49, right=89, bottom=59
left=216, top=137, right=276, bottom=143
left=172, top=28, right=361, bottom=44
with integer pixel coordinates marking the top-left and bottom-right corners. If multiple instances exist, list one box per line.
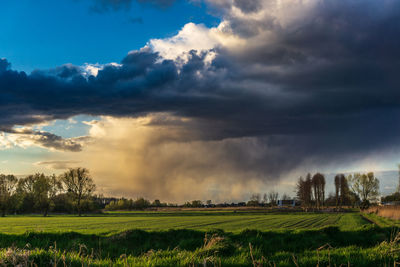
left=1, top=0, right=400, bottom=202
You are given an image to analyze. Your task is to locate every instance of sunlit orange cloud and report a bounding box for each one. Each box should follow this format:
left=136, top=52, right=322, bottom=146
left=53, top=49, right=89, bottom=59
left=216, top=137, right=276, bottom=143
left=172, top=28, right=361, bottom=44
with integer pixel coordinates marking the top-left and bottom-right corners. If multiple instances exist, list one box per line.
left=54, top=114, right=279, bottom=203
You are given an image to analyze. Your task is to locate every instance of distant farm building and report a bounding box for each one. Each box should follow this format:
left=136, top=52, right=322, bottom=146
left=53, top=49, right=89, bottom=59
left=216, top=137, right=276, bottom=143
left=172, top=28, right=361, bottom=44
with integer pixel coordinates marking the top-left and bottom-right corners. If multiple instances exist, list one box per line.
left=277, top=199, right=297, bottom=207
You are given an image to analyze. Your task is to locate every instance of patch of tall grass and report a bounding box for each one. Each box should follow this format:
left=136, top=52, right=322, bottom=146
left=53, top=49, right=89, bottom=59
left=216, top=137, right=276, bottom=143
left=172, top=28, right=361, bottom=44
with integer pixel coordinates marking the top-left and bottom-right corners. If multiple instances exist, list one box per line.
left=0, top=233, right=399, bottom=266
left=0, top=225, right=395, bottom=266
left=366, top=206, right=400, bottom=221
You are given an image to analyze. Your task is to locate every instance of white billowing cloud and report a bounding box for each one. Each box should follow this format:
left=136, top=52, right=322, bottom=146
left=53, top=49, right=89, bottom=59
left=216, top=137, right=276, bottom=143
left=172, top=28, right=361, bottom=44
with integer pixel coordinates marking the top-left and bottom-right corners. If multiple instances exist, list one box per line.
left=150, top=23, right=216, bottom=60
left=148, top=0, right=322, bottom=63
left=0, top=133, right=13, bottom=150
left=149, top=22, right=245, bottom=62
left=81, top=62, right=122, bottom=77
left=81, top=63, right=103, bottom=77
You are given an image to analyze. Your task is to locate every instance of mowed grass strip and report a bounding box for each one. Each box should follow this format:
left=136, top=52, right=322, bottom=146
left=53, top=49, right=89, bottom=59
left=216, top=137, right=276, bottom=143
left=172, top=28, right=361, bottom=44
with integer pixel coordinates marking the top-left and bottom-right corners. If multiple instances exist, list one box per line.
left=0, top=212, right=368, bottom=234
left=362, top=212, right=400, bottom=228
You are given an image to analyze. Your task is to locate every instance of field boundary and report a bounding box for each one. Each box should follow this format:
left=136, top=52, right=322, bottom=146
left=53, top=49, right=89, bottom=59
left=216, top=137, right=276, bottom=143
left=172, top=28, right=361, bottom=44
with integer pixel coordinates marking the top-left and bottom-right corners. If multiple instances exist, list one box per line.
left=360, top=213, right=379, bottom=226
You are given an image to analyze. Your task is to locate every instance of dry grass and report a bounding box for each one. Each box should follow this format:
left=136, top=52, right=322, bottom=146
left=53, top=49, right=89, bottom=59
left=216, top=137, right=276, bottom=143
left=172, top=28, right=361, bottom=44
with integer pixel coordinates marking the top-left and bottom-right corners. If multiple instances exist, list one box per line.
left=366, top=206, right=400, bottom=220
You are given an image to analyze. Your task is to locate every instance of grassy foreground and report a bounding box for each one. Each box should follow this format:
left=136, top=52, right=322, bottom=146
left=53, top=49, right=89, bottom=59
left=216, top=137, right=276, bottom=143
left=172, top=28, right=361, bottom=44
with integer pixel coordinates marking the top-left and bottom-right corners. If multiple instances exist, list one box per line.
left=0, top=211, right=398, bottom=266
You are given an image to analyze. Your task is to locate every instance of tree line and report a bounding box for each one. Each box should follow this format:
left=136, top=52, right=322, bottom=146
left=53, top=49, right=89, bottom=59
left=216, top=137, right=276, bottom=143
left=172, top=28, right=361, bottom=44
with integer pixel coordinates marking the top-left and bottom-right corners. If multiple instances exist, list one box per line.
left=106, top=171, right=382, bottom=211
left=0, top=167, right=383, bottom=216
left=0, top=168, right=97, bottom=217
left=104, top=198, right=178, bottom=210
left=296, top=172, right=380, bottom=209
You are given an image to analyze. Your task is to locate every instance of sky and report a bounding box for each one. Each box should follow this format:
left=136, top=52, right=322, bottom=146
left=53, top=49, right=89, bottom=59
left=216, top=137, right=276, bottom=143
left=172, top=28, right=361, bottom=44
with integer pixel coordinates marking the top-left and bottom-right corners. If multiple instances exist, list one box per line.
left=1, top=0, right=400, bottom=202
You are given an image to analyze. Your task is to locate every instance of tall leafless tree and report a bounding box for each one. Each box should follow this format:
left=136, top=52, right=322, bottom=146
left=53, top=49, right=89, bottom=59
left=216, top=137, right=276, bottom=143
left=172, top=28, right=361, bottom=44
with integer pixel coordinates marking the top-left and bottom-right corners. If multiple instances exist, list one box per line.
left=312, top=173, right=325, bottom=209
left=340, top=175, right=349, bottom=207
left=334, top=174, right=340, bottom=208
left=296, top=173, right=313, bottom=209
left=268, top=191, right=279, bottom=206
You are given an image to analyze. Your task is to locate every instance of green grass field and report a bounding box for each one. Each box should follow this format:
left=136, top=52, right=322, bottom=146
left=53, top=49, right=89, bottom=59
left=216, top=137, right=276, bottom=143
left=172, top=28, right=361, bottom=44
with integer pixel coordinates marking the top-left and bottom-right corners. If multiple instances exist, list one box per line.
left=0, top=210, right=398, bottom=266
left=0, top=211, right=368, bottom=234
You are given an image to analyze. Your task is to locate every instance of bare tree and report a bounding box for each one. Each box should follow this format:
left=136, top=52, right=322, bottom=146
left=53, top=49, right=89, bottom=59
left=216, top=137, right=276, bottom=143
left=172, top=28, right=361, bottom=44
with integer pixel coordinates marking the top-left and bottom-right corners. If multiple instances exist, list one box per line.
left=340, top=175, right=349, bottom=206
left=334, top=174, right=340, bottom=208
left=312, top=175, right=318, bottom=208
left=333, top=174, right=349, bottom=209
left=296, top=177, right=306, bottom=205
left=262, top=193, right=268, bottom=205
left=304, top=173, right=312, bottom=208
left=247, top=193, right=261, bottom=206
left=297, top=174, right=313, bottom=209
left=281, top=193, right=290, bottom=200
left=312, top=173, right=325, bottom=209
left=268, top=191, right=279, bottom=206
left=61, top=168, right=96, bottom=216
left=321, top=175, right=326, bottom=207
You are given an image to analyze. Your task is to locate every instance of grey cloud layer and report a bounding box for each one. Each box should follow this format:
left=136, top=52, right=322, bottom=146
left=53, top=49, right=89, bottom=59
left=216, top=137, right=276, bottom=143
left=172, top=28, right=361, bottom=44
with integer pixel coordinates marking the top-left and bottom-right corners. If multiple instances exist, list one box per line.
left=0, top=127, right=87, bottom=152
left=1, top=0, right=400, bottom=175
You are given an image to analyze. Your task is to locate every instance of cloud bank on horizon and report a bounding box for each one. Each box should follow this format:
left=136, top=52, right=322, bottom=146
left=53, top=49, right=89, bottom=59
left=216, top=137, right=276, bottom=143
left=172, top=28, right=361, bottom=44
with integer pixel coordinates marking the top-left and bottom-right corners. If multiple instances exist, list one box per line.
left=1, top=0, right=400, bottom=201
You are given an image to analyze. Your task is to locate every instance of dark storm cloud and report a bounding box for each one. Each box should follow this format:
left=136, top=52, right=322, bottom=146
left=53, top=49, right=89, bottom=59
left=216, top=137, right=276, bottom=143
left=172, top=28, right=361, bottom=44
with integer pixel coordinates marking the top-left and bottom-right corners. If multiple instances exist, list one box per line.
left=0, top=59, right=10, bottom=72
left=1, top=0, right=400, bottom=176
left=233, top=0, right=262, bottom=13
